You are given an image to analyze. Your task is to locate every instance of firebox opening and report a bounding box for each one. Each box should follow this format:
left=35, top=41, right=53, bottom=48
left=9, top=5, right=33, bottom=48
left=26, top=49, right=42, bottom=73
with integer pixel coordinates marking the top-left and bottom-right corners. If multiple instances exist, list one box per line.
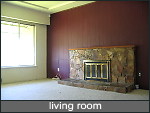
left=83, top=60, right=111, bottom=82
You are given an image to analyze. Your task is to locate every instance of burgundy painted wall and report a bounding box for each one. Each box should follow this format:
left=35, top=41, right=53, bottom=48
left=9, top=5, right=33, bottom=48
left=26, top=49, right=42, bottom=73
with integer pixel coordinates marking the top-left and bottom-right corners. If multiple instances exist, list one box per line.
left=47, top=1, right=149, bottom=89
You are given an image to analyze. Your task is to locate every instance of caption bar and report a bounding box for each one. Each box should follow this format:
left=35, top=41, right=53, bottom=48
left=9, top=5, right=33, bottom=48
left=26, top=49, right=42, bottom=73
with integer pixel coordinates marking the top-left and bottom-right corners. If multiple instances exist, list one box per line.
left=1, top=101, right=149, bottom=112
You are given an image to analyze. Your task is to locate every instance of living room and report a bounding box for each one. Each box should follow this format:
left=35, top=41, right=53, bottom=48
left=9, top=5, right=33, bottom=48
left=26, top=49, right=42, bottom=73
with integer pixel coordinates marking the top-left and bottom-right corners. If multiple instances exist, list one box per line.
left=1, top=1, right=149, bottom=100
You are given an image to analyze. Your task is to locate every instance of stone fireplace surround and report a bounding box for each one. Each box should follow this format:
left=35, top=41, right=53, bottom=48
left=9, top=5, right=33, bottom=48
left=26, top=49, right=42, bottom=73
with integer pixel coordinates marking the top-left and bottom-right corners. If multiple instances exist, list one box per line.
left=58, top=45, right=135, bottom=93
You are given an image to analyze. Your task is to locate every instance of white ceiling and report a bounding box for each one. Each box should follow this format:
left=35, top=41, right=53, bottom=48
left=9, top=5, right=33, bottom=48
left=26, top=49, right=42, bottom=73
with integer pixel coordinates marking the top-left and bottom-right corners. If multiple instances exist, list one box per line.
left=3, top=1, right=95, bottom=14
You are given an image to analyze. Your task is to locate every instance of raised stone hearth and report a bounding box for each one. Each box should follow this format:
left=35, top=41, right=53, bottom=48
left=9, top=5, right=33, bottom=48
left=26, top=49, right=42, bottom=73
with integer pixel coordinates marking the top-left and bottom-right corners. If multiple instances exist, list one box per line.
left=58, top=78, right=135, bottom=93
left=58, top=45, right=136, bottom=93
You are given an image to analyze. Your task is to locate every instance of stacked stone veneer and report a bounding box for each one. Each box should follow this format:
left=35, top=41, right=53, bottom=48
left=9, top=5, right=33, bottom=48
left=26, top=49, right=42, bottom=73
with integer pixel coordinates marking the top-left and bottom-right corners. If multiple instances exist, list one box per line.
left=69, top=45, right=135, bottom=85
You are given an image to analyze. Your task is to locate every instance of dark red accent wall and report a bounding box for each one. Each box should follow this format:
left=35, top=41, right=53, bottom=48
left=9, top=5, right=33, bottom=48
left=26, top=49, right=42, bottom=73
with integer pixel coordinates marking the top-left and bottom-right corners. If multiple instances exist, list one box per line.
left=47, top=1, right=149, bottom=89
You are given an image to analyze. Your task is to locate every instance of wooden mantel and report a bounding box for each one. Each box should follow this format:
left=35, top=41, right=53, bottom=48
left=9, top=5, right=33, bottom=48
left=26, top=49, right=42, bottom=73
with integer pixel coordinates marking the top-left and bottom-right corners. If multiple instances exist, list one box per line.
left=69, top=45, right=135, bottom=50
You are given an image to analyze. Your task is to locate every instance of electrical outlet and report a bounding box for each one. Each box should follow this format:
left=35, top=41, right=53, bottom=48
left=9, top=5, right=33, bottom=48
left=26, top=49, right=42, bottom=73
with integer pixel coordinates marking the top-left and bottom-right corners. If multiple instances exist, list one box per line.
left=139, top=73, right=141, bottom=77
left=135, top=84, right=139, bottom=89
left=57, top=68, right=60, bottom=72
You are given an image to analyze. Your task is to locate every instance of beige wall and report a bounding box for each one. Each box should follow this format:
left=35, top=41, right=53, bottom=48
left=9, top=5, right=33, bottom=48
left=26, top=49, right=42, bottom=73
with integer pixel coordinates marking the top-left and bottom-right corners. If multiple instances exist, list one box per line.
left=1, top=3, right=48, bottom=83
left=1, top=2, right=50, bottom=25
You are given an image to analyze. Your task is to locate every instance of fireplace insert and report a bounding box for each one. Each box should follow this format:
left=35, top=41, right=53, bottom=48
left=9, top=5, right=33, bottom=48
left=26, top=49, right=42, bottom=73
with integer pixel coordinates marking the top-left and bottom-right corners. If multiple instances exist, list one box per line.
left=83, top=60, right=111, bottom=82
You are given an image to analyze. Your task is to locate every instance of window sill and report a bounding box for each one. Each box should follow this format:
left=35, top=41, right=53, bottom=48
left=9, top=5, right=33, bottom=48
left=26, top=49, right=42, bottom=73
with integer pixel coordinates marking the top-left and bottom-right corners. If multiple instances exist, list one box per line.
left=1, top=65, right=37, bottom=69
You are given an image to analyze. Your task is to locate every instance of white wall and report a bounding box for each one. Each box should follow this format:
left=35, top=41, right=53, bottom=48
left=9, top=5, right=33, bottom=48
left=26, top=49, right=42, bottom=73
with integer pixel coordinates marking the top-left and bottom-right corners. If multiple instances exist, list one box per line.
left=1, top=3, right=48, bottom=83
left=1, top=2, right=50, bottom=25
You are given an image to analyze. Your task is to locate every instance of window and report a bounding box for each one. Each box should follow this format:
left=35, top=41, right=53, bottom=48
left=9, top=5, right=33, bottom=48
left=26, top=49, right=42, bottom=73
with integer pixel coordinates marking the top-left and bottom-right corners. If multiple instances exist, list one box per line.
left=1, top=21, right=36, bottom=67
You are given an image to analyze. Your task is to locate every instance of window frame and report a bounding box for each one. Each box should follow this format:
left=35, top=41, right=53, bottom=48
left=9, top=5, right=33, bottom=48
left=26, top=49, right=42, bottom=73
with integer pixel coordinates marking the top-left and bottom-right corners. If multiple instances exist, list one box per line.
left=1, top=20, right=36, bottom=68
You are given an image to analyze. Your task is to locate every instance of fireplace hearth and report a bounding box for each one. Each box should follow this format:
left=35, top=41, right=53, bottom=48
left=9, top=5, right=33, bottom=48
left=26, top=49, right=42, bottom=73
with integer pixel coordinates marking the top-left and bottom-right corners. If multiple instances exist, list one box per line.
left=58, top=78, right=134, bottom=93
left=58, top=45, right=136, bottom=93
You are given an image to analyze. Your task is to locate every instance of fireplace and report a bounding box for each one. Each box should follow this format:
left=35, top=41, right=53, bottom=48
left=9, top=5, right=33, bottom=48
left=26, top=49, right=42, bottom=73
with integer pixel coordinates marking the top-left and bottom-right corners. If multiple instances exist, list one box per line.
left=83, top=60, right=111, bottom=82
left=58, top=45, right=135, bottom=93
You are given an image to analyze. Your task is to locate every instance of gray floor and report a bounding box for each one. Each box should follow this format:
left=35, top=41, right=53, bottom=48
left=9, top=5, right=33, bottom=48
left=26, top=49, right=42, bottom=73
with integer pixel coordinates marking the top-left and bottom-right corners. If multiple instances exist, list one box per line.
left=1, top=78, right=149, bottom=100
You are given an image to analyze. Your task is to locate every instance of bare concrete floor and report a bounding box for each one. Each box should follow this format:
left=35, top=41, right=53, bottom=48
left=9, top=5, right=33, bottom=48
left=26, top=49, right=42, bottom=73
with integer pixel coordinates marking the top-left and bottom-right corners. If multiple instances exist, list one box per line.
left=1, top=78, right=149, bottom=100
